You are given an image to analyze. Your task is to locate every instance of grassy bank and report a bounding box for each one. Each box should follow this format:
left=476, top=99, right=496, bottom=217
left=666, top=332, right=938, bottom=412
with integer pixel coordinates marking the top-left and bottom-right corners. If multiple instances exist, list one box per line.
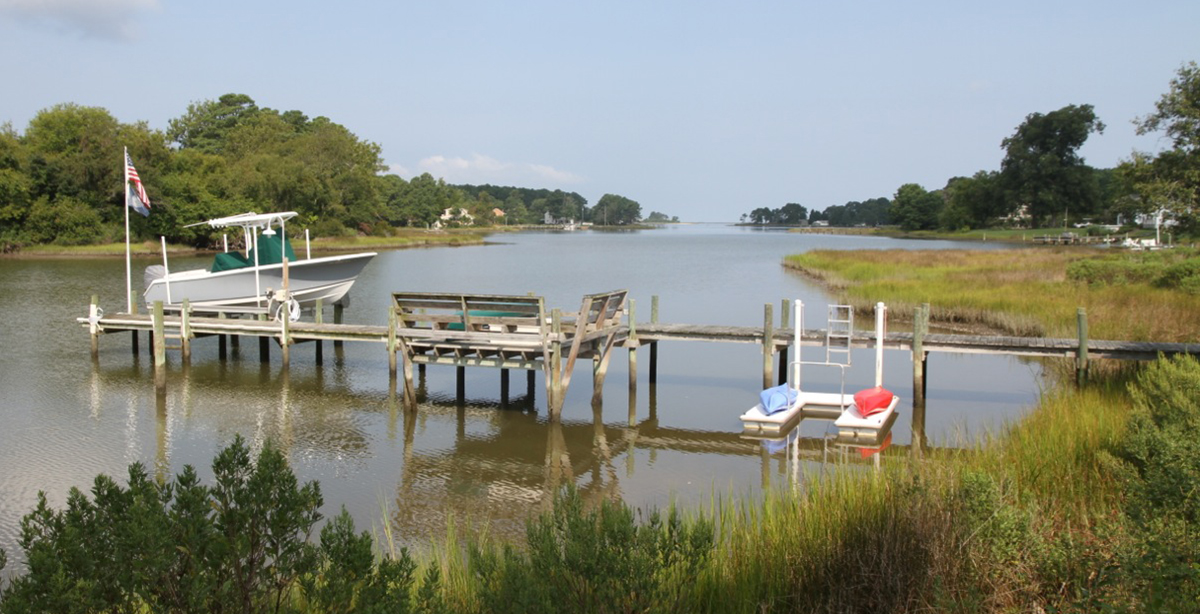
left=784, top=247, right=1200, bottom=340
left=3, top=229, right=490, bottom=258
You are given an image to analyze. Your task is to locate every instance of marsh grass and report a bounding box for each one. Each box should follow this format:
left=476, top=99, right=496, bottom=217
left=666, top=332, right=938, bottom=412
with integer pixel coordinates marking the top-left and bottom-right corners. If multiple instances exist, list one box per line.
left=785, top=247, right=1200, bottom=340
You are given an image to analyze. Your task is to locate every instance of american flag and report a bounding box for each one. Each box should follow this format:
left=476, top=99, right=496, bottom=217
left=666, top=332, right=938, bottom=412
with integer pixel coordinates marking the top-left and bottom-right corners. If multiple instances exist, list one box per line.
left=125, top=152, right=151, bottom=216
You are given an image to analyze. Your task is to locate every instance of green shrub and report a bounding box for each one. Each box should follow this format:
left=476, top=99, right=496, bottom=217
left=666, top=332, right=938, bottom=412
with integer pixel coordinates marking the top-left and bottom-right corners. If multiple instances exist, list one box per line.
left=468, top=486, right=713, bottom=614
left=1066, top=258, right=1165, bottom=286
left=0, top=436, right=329, bottom=614
left=1155, top=257, right=1200, bottom=292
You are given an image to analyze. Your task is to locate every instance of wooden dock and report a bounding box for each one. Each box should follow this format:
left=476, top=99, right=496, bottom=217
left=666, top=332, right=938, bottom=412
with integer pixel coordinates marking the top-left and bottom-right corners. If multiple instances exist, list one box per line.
left=82, top=294, right=1200, bottom=428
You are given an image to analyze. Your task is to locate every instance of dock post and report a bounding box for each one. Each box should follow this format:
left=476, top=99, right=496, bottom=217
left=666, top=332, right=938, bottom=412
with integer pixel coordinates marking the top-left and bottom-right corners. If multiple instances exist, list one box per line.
left=218, top=312, right=227, bottom=360
left=501, top=369, right=510, bottom=406
left=180, top=299, right=192, bottom=366
left=456, top=366, right=466, bottom=402
left=527, top=369, right=536, bottom=400
left=627, top=299, right=638, bottom=424
left=129, top=290, right=139, bottom=356
left=778, top=298, right=790, bottom=386
left=89, top=294, right=100, bottom=359
left=280, top=304, right=290, bottom=369
left=762, top=303, right=774, bottom=389
left=314, top=298, right=323, bottom=365
left=258, top=313, right=269, bottom=364
left=152, top=300, right=166, bottom=371
left=549, top=309, right=563, bottom=419
left=333, top=302, right=344, bottom=350
left=1076, top=308, right=1089, bottom=386
left=388, top=308, right=398, bottom=377
left=911, top=303, right=929, bottom=454
left=399, top=338, right=415, bottom=409
left=649, top=295, right=659, bottom=384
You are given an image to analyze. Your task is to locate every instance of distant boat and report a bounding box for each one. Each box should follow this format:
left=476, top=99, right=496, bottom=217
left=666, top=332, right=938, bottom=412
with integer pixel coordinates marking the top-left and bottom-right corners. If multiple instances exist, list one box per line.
left=143, top=212, right=375, bottom=313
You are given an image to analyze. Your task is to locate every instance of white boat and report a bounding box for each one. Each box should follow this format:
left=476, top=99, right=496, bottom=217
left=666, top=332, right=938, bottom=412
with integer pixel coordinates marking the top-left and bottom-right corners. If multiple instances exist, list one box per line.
left=741, top=301, right=899, bottom=440
left=143, top=212, right=376, bottom=313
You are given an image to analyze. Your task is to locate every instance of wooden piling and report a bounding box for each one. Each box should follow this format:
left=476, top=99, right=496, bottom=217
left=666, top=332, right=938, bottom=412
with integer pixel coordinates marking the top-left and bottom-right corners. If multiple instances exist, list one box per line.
left=129, top=291, right=139, bottom=356
left=550, top=309, right=563, bottom=418
left=333, top=302, right=344, bottom=350
left=280, top=303, right=290, bottom=369
left=387, top=307, right=398, bottom=376
left=180, top=299, right=192, bottom=365
left=627, top=299, right=638, bottom=424
left=258, top=313, right=269, bottom=364
left=501, top=369, right=510, bottom=405
left=218, top=312, right=228, bottom=360
left=778, top=298, right=790, bottom=386
left=649, top=295, right=659, bottom=384
left=89, top=294, right=100, bottom=359
left=911, top=303, right=929, bottom=454
left=314, top=298, right=323, bottom=365
left=1076, top=307, right=1089, bottom=386
left=457, top=366, right=466, bottom=402
left=152, top=300, right=166, bottom=370
left=762, top=303, right=774, bottom=389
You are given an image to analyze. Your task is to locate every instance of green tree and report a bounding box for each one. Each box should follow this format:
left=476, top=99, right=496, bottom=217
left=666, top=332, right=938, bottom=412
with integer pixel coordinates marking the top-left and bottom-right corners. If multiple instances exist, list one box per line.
left=167, top=93, right=260, bottom=154
left=1120, top=61, right=1200, bottom=233
left=594, top=193, right=642, bottom=225
left=891, top=183, right=942, bottom=231
left=945, top=171, right=1008, bottom=229
left=778, top=202, right=808, bottom=225
left=1000, top=104, right=1105, bottom=226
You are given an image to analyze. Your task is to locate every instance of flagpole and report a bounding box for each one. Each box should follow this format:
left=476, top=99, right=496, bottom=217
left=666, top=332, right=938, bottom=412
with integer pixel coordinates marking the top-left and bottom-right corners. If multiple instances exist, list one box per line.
left=124, top=146, right=132, bottom=313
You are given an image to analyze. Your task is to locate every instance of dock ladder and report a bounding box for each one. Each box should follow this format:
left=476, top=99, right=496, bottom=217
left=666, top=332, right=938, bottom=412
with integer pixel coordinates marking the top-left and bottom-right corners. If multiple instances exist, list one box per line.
left=824, top=304, right=854, bottom=366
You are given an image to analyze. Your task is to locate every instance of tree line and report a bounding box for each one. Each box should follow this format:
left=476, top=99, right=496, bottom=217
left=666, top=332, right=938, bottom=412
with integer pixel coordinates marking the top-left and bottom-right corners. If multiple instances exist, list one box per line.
left=0, top=93, right=654, bottom=249
left=742, top=62, right=1199, bottom=235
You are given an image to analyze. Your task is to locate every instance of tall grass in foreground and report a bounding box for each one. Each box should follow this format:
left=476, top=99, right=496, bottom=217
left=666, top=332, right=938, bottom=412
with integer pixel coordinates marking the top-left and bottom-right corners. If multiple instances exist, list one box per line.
left=784, top=247, right=1200, bottom=341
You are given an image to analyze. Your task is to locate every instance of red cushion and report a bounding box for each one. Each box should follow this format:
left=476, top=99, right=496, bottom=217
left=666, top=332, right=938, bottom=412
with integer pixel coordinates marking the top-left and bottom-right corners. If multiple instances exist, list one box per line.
left=853, top=386, right=894, bottom=417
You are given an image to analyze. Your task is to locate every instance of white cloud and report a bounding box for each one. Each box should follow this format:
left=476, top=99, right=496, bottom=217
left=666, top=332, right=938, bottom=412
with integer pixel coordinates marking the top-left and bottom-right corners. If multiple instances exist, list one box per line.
left=397, top=153, right=585, bottom=187
left=0, top=0, right=158, bottom=41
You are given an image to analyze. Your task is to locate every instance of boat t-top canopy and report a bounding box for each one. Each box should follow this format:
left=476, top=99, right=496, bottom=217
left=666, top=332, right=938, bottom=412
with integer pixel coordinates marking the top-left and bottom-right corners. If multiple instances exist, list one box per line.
left=184, top=211, right=298, bottom=231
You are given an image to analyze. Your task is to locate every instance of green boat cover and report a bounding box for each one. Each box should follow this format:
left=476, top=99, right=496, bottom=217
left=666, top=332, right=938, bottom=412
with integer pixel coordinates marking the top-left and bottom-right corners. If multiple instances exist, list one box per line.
left=210, top=234, right=297, bottom=272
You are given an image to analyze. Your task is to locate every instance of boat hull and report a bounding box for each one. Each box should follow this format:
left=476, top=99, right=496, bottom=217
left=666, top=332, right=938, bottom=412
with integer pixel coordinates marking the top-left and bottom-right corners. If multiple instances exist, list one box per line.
left=143, top=252, right=376, bottom=310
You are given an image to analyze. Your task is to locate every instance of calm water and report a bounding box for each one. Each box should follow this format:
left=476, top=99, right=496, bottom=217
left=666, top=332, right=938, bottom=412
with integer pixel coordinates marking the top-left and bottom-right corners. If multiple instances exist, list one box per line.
left=0, top=225, right=1042, bottom=562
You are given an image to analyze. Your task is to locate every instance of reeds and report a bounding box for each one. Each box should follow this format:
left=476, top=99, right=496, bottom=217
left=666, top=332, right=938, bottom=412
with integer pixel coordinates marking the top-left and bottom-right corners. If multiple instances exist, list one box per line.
left=785, top=247, right=1200, bottom=341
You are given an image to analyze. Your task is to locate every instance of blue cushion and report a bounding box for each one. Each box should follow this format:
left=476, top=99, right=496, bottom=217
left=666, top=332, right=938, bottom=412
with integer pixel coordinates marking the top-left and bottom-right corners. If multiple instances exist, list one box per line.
left=759, top=384, right=797, bottom=415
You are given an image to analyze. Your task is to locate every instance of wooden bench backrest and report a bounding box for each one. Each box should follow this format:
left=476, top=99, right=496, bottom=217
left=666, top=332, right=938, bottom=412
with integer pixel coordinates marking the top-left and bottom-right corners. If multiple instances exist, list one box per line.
left=569, top=290, right=628, bottom=338
left=391, top=292, right=547, bottom=335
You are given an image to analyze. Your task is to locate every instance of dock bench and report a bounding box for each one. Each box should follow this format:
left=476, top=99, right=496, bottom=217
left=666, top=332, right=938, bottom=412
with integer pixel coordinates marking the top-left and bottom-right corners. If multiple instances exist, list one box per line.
left=390, top=290, right=629, bottom=415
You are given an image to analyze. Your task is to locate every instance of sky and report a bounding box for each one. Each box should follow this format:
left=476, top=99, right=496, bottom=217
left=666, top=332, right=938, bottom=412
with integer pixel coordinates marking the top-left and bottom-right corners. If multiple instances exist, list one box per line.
left=1, top=0, right=1197, bottom=222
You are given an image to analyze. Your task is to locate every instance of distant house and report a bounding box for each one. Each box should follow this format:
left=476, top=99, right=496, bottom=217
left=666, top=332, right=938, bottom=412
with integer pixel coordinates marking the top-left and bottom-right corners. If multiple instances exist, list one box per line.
left=434, top=207, right=474, bottom=229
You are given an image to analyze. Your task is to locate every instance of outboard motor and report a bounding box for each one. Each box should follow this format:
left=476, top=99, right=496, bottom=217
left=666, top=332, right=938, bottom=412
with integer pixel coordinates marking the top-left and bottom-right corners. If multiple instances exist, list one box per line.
left=144, top=264, right=166, bottom=289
